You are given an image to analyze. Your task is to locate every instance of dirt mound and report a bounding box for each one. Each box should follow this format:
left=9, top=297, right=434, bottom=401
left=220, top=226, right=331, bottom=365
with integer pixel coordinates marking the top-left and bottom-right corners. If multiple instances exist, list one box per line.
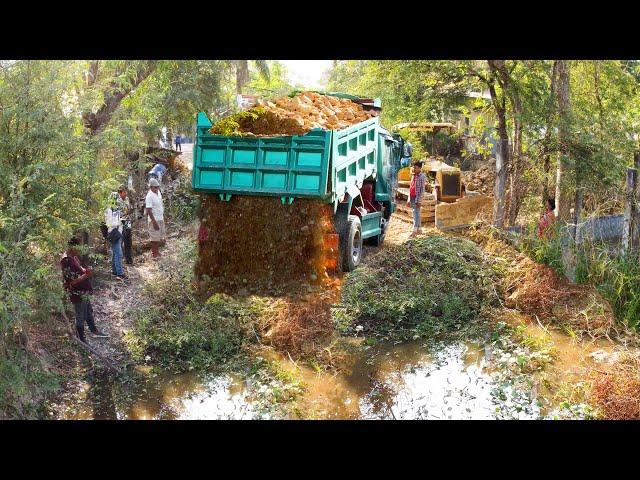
left=589, top=353, right=640, bottom=419
left=258, top=280, right=341, bottom=358
left=461, top=228, right=616, bottom=339
left=462, top=163, right=495, bottom=196
left=210, top=91, right=378, bottom=137
left=195, top=196, right=336, bottom=294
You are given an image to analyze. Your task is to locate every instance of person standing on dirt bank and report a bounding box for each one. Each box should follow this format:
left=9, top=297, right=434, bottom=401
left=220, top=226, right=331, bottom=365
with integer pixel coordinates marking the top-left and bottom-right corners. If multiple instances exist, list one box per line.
left=116, top=186, right=134, bottom=265
left=146, top=178, right=165, bottom=259
left=61, top=237, right=109, bottom=342
left=537, top=198, right=557, bottom=238
left=174, top=134, right=182, bottom=152
left=407, top=160, right=426, bottom=238
left=105, top=193, right=127, bottom=279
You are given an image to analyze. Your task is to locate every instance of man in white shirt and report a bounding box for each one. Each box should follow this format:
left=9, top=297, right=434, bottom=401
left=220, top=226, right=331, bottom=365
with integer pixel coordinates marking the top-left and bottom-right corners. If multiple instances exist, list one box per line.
left=105, top=192, right=126, bottom=279
left=146, top=178, right=165, bottom=259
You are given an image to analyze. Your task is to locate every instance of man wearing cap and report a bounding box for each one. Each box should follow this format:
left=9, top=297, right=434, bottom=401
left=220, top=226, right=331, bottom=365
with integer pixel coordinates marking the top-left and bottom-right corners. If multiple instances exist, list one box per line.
left=146, top=178, right=165, bottom=259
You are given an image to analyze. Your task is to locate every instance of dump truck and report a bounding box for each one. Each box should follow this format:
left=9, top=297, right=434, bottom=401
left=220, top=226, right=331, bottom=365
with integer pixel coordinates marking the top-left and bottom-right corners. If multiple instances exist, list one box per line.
left=192, top=99, right=407, bottom=272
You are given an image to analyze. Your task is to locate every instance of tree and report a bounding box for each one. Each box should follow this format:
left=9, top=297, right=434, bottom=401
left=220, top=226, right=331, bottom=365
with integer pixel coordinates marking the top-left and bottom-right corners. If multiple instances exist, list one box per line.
left=232, top=60, right=270, bottom=95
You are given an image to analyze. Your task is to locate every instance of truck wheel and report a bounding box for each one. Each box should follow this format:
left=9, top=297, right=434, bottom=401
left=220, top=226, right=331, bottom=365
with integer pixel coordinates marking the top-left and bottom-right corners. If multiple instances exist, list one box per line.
left=340, top=215, right=363, bottom=272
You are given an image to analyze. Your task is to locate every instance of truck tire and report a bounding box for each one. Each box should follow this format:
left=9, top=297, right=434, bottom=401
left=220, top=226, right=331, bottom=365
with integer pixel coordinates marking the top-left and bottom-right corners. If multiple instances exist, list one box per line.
left=340, top=215, right=363, bottom=272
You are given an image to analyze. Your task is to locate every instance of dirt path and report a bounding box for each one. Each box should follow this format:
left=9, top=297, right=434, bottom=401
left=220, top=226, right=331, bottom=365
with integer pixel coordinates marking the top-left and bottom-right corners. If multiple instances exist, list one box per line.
left=85, top=222, right=198, bottom=366
left=84, top=143, right=196, bottom=367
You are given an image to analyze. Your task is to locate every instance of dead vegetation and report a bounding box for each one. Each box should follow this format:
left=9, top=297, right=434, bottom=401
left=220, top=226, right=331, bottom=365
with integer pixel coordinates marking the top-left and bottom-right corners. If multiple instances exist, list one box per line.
left=257, top=279, right=341, bottom=359
left=460, top=227, right=616, bottom=340
left=589, top=352, right=640, bottom=419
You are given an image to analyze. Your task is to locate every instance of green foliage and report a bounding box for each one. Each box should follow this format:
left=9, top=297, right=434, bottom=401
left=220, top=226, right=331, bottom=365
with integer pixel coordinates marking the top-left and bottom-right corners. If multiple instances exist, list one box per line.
left=245, top=61, right=294, bottom=99
left=575, top=245, right=640, bottom=328
left=165, top=179, right=199, bottom=224
left=334, top=235, right=498, bottom=341
left=209, top=108, right=265, bottom=136
left=520, top=224, right=565, bottom=277
left=0, top=61, right=123, bottom=417
left=125, top=244, right=261, bottom=372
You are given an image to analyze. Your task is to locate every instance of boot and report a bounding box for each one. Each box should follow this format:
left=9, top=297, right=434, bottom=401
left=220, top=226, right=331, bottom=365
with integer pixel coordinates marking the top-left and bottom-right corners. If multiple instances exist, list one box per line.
left=76, top=325, right=86, bottom=343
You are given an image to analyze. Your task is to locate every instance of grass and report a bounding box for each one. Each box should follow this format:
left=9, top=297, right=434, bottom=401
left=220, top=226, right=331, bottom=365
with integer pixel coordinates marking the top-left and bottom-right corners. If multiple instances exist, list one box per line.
left=125, top=242, right=266, bottom=373
left=519, top=223, right=640, bottom=330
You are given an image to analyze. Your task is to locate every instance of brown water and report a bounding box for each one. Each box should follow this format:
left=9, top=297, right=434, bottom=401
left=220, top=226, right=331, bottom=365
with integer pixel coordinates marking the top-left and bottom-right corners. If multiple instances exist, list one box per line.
left=63, top=312, right=623, bottom=420
left=63, top=339, right=540, bottom=420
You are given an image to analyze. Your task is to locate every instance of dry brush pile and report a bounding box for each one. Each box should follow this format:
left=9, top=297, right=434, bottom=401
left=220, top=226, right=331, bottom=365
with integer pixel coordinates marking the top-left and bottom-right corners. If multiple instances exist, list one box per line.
left=461, top=228, right=616, bottom=340
left=589, top=352, right=640, bottom=420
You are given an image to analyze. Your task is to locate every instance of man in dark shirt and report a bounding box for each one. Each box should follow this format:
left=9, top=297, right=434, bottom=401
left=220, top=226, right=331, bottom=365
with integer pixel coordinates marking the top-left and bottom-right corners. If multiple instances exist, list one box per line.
left=61, top=237, right=108, bottom=342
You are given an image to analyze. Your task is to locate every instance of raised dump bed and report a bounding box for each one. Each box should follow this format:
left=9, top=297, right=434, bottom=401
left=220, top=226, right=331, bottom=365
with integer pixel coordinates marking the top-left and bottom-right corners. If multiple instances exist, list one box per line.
left=192, top=110, right=404, bottom=272
left=193, top=112, right=380, bottom=208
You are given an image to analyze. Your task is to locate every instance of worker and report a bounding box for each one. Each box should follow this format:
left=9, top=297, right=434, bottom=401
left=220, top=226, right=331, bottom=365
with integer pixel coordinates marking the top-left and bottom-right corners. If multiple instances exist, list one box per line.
left=400, top=142, right=413, bottom=168
left=175, top=133, right=182, bottom=152
left=146, top=178, right=165, bottom=259
left=407, top=160, right=426, bottom=238
left=116, top=185, right=134, bottom=265
left=61, top=237, right=109, bottom=342
left=537, top=198, right=557, bottom=238
left=105, top=192, right=127, bottom=280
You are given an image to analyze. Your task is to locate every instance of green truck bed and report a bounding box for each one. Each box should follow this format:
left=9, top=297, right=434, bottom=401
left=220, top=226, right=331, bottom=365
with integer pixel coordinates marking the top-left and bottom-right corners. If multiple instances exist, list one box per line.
left=192, top=112, right=380, bottom=206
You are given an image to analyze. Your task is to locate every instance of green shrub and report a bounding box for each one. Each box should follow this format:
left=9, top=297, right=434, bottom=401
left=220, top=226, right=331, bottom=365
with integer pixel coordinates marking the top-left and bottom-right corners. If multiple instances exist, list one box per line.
left=125, top=243, right=262, bottom=372
left=334, top=235, right=498, bottom=341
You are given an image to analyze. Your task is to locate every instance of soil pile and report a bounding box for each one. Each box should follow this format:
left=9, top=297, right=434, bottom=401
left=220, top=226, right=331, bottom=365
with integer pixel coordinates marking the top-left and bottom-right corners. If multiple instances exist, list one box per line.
left=210, top=91, right=378, bottom=137
left=462, top=163, right=495, bottom=195
left=461, top=228, right=616, bottom=339
left=195, top=196, right=336, bottom=293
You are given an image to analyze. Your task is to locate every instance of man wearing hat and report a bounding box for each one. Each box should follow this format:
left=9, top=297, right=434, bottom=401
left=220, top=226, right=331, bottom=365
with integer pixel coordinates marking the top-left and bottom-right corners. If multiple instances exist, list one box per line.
left=146, top=178, right=165, bottom=259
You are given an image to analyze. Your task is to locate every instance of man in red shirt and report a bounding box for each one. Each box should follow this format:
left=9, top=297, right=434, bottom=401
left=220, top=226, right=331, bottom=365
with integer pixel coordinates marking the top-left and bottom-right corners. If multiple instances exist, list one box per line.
left=406, top=161, right=426, bottom=238
left=61, top=237, right=108, bottom=342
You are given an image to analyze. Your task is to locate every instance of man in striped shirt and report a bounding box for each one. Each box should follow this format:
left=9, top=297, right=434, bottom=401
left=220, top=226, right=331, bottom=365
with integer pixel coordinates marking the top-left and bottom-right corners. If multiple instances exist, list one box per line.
left=407, top=160, right=426, bottom=237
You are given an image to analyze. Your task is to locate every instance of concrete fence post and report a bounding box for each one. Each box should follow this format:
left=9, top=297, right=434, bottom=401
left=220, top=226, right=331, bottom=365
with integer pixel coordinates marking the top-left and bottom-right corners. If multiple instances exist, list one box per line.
left=622, top=164, right=637, bottom=252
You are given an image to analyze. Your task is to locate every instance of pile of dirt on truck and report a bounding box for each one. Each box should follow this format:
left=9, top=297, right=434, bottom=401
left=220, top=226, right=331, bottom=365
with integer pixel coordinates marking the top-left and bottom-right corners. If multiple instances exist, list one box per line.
left=210, top=91, right=378, bottom=137
left=195, top=195, right=336, bottom=294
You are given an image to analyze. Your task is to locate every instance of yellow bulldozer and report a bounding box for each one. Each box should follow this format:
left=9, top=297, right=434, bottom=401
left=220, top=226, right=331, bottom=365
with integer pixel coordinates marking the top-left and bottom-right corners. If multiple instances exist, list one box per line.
left=392, top=122, right=492, bottom=231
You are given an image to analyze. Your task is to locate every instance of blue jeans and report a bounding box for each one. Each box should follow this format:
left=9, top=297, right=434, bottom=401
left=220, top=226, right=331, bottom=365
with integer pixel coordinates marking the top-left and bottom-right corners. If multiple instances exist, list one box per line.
left=411, top=200, right=421, bottom=230
left=111, top=239, right=124, bottom=276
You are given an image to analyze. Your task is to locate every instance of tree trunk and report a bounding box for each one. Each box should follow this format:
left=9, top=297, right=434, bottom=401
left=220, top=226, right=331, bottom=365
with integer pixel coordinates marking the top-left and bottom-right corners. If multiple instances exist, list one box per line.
left=555, top=60, right=572, bottom=223
left=235, top=60, right=249, bottom=95
left=554, top=60, right=576, bottom=281
left=542, top=61, right=560, bottom=203
left=82, top=61, right=157, bottom=136
left=486, top=61, right=510, bottom=228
